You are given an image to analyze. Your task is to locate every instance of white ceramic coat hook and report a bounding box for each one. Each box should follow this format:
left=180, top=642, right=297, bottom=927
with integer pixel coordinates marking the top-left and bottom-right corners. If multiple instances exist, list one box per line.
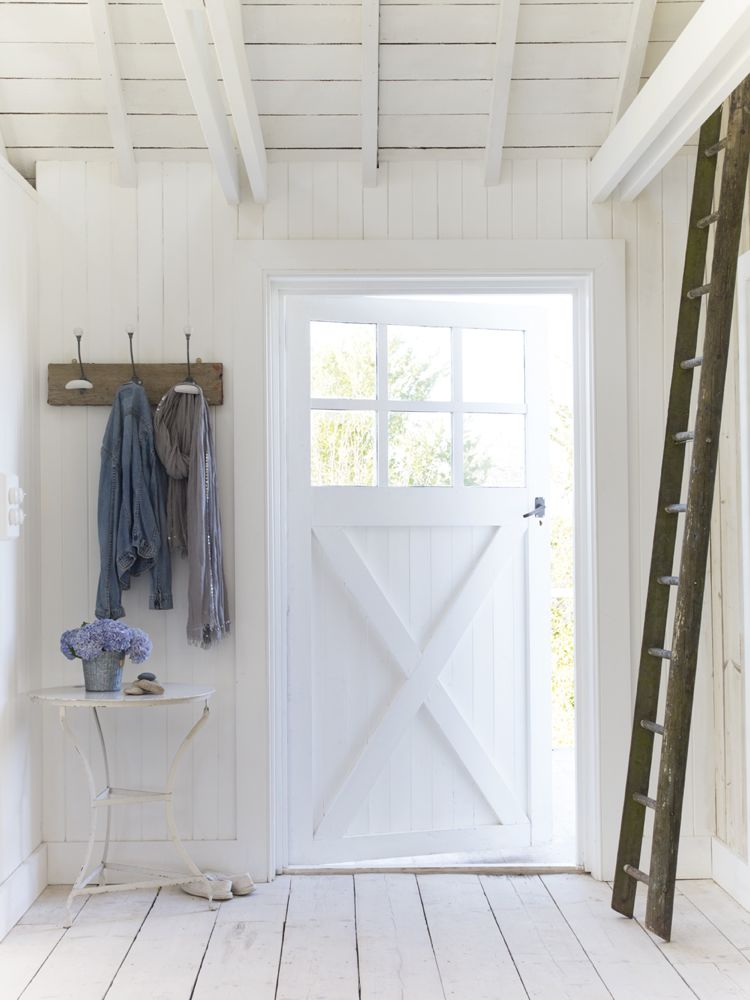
left=0, top=473, right=26, bottom=541
left=174, top=326, right=200, bottom=395
left=65, top=328, right=94, bottom=391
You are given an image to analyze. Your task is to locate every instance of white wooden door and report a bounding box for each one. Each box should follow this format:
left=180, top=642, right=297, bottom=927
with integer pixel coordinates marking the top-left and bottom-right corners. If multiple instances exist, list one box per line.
left=285, top=295, right=551, bottom=865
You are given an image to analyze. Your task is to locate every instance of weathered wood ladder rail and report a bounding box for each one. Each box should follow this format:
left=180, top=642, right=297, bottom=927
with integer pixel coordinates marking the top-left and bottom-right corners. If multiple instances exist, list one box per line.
left=611, top=75, right=750, bottom=941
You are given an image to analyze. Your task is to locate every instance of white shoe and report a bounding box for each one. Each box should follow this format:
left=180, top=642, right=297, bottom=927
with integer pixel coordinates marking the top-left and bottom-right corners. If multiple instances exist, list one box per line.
left=204, top=871, right=256, bottom=896
left=181, top=876, right=233, bottom=901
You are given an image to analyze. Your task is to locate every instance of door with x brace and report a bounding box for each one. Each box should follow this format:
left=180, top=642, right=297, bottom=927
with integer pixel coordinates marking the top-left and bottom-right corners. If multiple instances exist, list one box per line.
left=285, top=293, right=551, bottom=865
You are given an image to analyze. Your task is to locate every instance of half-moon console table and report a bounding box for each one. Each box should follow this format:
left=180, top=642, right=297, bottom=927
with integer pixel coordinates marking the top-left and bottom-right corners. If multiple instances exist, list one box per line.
left=29, top=683, right=216, bottom=926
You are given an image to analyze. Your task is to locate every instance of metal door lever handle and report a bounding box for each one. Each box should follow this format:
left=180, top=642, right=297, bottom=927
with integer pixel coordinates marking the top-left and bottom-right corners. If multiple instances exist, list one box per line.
left=523, top=496, right=546, bottom=519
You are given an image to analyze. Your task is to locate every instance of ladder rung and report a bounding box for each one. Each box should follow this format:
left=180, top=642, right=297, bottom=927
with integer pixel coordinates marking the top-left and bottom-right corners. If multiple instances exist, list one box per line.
left=624, top=864, right=650, bottom=886
left=657, top=575, right=680, bottom=586
left=665, top=503, right=687, bottom=514
left=697, top=211, right=720, bottom=229
left=687, top=283, right=712, bottom=299
left=705, top=137, right=727, bottom=157
left=641, top=719, right=665, bottom=735
left=647, top=647, right=672, bottom=660
left=633, top=792, right=658, bottom=810
left=680, top=356, right=703, bottom=369
left=673, top=431, right=694, bottom=443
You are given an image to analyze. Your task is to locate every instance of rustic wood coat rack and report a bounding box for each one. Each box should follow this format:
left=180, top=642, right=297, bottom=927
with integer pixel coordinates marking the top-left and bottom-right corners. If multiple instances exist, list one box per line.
left=48, top=330, right=224, bottom=406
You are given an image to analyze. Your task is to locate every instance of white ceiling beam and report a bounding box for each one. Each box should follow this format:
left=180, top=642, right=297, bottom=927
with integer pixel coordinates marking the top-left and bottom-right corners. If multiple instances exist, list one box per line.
left=204, top=0, right=267, bottom=204
left=162, top=0, right=240, bottom=205
left=610, top=0, right=657, bottom=129
left=88, top=0, right=136, bottom=186
left=591, top=0, right=750, bottom=203
left=484, top=0, right=521, bottom=186
left=361, top=0, right=380, bottom=187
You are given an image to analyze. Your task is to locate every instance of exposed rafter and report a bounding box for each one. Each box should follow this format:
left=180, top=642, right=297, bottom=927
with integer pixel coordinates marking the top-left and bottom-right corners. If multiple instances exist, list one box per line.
left=591, top=0, right=750, bottom=202
left=205, top=0, right=267, bottom=204
left=89, top=0, right=136, bottom=186
left=162, top=0, right=240, bottom=205
left=361, top=0, right=380, bottom=187
left=610, top=0, right=657, bottom=129
left=484, top=0, right=521, bottom=186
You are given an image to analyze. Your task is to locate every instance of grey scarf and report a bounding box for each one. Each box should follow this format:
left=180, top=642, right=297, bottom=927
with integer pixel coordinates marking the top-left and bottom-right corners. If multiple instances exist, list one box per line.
left=154, top=387, right=230, bottom=647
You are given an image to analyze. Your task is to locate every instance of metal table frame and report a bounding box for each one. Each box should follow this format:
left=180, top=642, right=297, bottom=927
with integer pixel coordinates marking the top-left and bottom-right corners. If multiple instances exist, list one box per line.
left=30, top=684, right=216, bottom=926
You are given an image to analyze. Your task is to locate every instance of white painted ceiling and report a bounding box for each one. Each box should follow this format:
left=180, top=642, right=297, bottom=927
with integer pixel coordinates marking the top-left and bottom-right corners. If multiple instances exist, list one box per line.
left=0, top=0, right=699, bottom=183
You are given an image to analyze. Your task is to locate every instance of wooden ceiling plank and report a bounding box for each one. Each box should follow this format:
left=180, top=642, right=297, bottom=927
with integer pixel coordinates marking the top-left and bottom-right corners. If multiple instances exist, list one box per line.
left=610, top=0, right=657, bottom=128
left=362, top=0, right=380, bottom=187
left=161, top=0, right=240, bottom=205
left=88, top=0, right=136, bottom=186
left=591, top=0, right=750, bottom=203
left=205, top=0, right=267, bottom=204
left=484, top=0, right=521, bottom=186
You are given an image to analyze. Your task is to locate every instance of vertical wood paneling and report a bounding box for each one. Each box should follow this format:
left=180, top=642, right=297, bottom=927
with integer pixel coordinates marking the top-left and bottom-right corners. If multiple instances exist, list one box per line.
left=460, top=161, right=487, bottom=238
left=36, top=152, right=727, bottom=868
left=264, top=162, right=289, bottom=240
left=411, top=161, right=438, bottom=239
left=437, top=161, right=462, bottom=239
left=38, top=162, right=66, bottom=846
left=336, top=161, right=362, bottom=240
left=387, top=161, right=412, bottom=239
left=312, top=162, right=338, bottom=240
left=38, top=157, right=238, bottom=859
left=536, top=159, right=562, bottom=239
left=362, top=165, right=388, bottom=239
left=288, top=163, right=314, bottom=239
left=511, top=160, right=537, bottom=238
left=0, top=162, right=40, bottom=898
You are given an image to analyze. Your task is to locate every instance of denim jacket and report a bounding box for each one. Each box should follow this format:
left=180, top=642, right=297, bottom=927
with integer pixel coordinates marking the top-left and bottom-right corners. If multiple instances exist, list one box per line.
left=96, top=382, right=173, bottom=619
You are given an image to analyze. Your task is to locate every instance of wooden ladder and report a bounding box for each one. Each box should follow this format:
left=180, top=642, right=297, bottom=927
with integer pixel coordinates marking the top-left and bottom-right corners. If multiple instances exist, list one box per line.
left=611, top=76, right=750, bottom=941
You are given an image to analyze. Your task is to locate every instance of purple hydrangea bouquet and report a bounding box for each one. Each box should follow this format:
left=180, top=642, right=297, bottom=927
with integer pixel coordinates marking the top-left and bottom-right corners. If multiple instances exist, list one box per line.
left=60, top=619, right=152, bottom=692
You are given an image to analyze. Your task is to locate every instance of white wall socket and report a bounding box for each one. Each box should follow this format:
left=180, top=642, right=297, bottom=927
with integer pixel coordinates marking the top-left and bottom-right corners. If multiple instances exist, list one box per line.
left=0, top=474, right=25, bottom=540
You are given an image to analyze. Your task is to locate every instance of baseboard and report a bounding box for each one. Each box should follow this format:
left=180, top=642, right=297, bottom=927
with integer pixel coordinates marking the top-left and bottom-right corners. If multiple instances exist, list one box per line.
left=640, top=835, right=713, bottom=879
left=711, top=837, right=750, bottom=908
left=47, top=839, right=257, bottom=884
left=0, top=844, right=47, bottom=941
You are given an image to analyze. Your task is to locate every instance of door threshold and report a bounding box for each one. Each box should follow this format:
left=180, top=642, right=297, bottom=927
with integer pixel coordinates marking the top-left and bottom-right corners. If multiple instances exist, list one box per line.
left=282, top=863, right=586, bottom=876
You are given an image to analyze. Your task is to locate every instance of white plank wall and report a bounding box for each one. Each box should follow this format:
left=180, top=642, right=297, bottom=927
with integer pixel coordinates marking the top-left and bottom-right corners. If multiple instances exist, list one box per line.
left=36, top=151, right=725, bottom=880
left=0, top=0, right=701, bottom=181
left=37, top=161, right=240, bottom=879
left=0, top=161, right=42, bottom=937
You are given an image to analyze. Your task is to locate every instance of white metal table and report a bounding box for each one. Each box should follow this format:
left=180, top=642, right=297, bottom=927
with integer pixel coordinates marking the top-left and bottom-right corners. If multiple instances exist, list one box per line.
left=29, top=683, right=215, bottom=926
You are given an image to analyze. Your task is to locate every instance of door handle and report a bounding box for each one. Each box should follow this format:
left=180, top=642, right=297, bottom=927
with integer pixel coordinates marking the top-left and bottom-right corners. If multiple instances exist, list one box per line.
left=522, top=496, right=546, bottom=520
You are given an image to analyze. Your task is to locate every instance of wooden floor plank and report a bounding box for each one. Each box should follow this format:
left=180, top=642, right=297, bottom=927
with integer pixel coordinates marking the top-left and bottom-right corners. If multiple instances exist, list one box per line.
left=356, top=873, right=446, bottom=1000
left=417, top=874, right=527, bottom=1000
left=21, top=889, right=157, bottom=1000
left=0, top=887, right=87, bottom=1000
left=480, top=875, right=612, bottom=999
left=105, top=887, right=218, bottom=1000
left=275, top=875, right=359, bottom=1000
left=542, top=875, right=697, bottom=1000
left=679, top=880, right=750, bottom=955
left=634, top=887, right=750, bottom=1000
left=192, top=878, right=291, bottom=1000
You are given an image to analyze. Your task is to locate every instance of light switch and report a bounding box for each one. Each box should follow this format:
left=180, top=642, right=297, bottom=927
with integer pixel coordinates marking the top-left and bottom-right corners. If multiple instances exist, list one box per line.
left=0, top=474, right=25, bottom=541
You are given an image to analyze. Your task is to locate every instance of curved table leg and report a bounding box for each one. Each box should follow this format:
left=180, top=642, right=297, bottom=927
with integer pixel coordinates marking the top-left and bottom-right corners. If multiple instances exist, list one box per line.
left=92, top=708, right=111, bottom=885
left=164, top=702, right=215, bottom=907
left=59, top=706, right=98, bottom=928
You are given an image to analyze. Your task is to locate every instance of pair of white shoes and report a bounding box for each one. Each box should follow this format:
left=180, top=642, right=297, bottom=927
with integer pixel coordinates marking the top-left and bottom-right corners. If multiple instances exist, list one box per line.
left=182, top=871, right=255, bottom=901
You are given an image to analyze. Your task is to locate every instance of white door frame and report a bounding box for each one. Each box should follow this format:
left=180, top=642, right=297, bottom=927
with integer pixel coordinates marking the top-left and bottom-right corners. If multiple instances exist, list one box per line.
left=231, top=239, right=629, bottom=882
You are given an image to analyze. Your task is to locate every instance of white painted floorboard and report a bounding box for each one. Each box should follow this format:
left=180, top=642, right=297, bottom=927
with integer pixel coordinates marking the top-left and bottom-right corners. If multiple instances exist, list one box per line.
left=4, top=875, right=750, bottom=1000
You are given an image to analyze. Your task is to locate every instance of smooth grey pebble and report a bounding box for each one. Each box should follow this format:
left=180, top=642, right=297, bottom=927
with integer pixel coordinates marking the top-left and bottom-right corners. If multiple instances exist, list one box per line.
left=138, top=671, right=156, bottom=681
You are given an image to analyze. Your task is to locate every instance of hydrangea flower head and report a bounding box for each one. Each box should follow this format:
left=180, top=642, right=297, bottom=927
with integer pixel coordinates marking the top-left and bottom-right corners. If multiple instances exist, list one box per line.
left=59, top=619, right=152, bottom=664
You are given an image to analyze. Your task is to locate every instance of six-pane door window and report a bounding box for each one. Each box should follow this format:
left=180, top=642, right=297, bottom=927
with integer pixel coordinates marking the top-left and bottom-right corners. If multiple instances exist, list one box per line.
left=309, top=321, right=526, bottom=487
